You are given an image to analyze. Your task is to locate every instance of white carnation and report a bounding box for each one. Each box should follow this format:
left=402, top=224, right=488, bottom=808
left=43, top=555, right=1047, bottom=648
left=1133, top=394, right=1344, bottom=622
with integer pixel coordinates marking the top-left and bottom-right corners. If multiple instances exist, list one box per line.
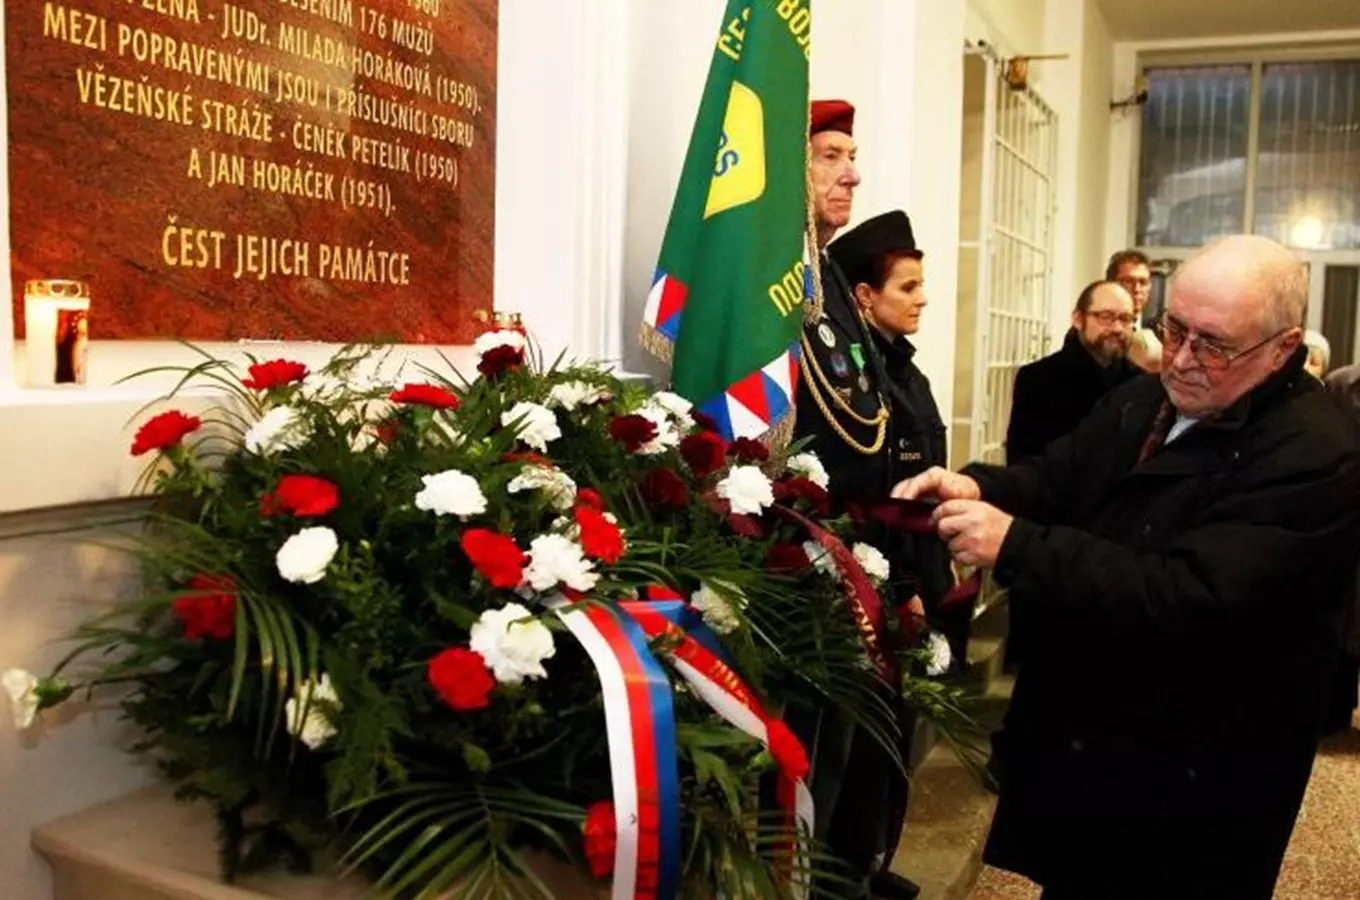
left=689, top=581, right=747, bottom=634
left=630, top=406, right=680, bottom=455
left=508, top=465, right=578, bottom=511
left=284, top=674, right=341, bottom=749
left=926, top=632, right=952, bottom=677
left=2, top=668, right=40, bottom=730
left=786, top=452, right=830, bottom=490
left=646, top=391, right=695, bottom=431
left=851, top=542, right=891, bottom=583
left=547, top=380, right=606, bottom=412
left=245, top=406, right=311, bottom=455
left=415, top=469, right=488, bottom=519
left=502, top=402, right=561, bottom=452
left=470, top=603, right=557, bottom=686
left=803, top=540, right=840, bottom=580
left=717, top=465, right=775, bottom=516
left=522, top=534, right=599, bottom=593
left=473, top=329, right=527, bottom=357
left=276, top=526, right=340, bottom=585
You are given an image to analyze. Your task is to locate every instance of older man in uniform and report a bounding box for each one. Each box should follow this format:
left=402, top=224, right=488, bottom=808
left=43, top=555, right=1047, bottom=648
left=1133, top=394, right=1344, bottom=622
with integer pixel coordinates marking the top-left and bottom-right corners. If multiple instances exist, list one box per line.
left=792, top=100, right=938, bottom=900
left=896, top=235, right=1360, bottom=900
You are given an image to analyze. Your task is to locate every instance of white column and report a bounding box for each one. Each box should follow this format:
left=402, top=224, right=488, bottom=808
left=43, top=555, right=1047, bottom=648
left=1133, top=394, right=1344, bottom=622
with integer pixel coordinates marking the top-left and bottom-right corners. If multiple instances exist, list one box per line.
left=495, top=0, right=630, bottom=365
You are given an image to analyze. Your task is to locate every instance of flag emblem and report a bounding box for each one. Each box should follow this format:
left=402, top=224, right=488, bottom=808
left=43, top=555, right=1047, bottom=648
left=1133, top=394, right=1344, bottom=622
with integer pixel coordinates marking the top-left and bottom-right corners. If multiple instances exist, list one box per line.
left=705, top=82, right=766, bottom=219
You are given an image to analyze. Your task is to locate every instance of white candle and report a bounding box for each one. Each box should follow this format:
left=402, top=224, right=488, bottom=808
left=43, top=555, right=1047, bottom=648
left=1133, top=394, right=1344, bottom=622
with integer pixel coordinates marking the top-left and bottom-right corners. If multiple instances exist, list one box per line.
left=24, top=280, right=90, bottom=387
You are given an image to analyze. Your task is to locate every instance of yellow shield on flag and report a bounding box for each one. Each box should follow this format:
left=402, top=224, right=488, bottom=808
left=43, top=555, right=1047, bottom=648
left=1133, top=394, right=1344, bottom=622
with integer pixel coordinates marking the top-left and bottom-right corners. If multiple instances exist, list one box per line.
left=704, top=82, right=766, bottom=219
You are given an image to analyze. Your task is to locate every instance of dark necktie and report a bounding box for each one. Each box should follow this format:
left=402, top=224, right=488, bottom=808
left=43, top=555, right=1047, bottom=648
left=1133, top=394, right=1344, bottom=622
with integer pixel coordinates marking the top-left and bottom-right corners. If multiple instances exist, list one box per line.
left=1136, top=401, right=1174, bottom=465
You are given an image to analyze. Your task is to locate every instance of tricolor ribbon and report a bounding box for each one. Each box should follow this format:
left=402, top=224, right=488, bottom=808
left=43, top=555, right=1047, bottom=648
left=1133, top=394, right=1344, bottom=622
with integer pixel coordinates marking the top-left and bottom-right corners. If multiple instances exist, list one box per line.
left=548, top=592, right=814, bottom=900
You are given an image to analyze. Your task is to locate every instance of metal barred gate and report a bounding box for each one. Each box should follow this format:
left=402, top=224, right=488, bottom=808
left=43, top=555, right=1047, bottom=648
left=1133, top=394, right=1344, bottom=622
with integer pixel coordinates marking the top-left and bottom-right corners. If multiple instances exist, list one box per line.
left=958, top=43, right=1059, bottom=466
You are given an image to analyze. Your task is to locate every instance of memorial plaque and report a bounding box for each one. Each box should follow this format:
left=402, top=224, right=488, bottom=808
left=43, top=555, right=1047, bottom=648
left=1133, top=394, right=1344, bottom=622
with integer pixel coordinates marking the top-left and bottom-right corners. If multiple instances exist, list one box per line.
left=7, top=0, right=497, bottom=343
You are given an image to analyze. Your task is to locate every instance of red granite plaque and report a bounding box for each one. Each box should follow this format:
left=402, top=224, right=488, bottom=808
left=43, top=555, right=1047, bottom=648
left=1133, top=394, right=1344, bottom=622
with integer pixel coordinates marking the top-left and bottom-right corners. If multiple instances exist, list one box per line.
left=7, top=0, right=496, bottom=343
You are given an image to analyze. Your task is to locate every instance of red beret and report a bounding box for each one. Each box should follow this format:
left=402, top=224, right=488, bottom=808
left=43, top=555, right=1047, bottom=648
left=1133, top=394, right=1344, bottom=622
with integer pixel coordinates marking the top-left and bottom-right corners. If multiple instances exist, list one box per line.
left=810, top=99, right=854, bottom=137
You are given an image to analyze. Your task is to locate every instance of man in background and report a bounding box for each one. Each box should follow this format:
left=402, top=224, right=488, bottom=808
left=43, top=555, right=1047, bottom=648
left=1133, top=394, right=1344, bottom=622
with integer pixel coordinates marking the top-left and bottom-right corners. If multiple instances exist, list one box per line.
left=1006, top=281, right=1139, bottom=463
left=1107, top=249, right=1163, bottom=372
left=1324, top=362, right=1360, bottom=734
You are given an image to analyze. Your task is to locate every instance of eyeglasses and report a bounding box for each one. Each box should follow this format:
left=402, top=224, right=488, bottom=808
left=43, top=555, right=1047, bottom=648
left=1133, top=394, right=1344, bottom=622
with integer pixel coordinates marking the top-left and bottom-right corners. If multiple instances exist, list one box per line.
left=1085, top=310, right=1137, bottom=327
left=1157, top=314, right=1290, bottom=371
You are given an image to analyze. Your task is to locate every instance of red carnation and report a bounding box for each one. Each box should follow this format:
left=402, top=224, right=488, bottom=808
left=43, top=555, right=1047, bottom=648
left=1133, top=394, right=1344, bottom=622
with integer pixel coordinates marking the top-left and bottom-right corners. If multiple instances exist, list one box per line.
left=173, top=573, right=237, bottom=641
left=575, top=505, right=626, bottom=564
left=131, top=410, right=202, bottom=456
left=766, top=719, right=811, bottom=781
left=428, top=648, right=496, bottom=711
left=575, top=488, right=606, bottom=511
left=502, top=451, right=553, bottom=467
left=727, top=514, right=765, bottom=538
left=390, top=383, right=460, bottom=409
left=260, top=474, right=339, bottom=518
left=583, top=801, right=617, bottom=879
left=728, top=437, right=769, bottom=463
left=639, top=467, right=689, bottom=507
left=773, top=476, right=831, bottom=516
left=680, top=431, right=728, bottom=478
left=460, top=529, right=527, bottom=589
left=691, top=411, right=721, bottom=433
left=478, top=344, right=525, bottom=378
left=765, top=543, right=810, bottom=574
left=373, top=417, right=402, bottom=446
left=241, top=359, right=308, bottom=390
left=610, top=414, right=658, bottom=452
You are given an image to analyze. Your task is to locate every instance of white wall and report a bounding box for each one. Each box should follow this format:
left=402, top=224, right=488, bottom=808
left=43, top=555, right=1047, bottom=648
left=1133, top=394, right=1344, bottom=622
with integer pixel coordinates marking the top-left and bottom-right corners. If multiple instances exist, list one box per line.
left=1043, top=0, right=1118, bottom=343
left=0, top=508, right=160, bottom=900
left=1104, top=27, right=1360, bottom=257
left=970, top=0, right=1050, bottom=57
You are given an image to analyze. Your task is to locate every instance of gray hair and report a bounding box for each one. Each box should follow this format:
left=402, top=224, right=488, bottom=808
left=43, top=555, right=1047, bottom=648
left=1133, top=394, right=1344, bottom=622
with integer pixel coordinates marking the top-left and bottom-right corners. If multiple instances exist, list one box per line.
left=1304, top=330, right=1331, bottom=370
left=1261, top=256, right=1308, bottom=334
left=1172, top=236, right=1307, bottom=337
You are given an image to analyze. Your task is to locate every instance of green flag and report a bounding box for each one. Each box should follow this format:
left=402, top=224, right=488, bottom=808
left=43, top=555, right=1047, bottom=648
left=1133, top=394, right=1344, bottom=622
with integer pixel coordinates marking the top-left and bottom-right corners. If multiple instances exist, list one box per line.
left=639, top=0, right=811, bottom=440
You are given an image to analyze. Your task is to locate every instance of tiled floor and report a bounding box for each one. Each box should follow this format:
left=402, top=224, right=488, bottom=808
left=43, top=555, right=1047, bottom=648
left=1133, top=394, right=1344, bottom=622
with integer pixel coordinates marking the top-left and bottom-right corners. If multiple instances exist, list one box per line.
left=967, top=720, right=1360, bottom=900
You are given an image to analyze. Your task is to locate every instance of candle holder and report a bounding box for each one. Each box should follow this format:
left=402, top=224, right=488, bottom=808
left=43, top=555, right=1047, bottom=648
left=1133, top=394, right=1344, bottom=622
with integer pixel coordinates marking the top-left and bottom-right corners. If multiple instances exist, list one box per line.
left=24, top=279, right=91, bottom=387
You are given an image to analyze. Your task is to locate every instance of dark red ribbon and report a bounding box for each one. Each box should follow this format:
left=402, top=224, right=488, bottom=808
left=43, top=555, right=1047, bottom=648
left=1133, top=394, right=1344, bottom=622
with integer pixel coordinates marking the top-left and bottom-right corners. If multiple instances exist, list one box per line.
left=847, top=499, right=984, bottom=611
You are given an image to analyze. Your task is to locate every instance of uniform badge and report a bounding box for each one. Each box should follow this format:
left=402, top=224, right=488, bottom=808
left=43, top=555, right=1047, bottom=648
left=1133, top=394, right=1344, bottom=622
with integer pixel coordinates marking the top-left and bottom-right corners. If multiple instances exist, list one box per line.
left=818, top=321, right=837, bottom=348
left=858, top=373, right=871, bottom=392
left=830, top=352, right=851, bottom=378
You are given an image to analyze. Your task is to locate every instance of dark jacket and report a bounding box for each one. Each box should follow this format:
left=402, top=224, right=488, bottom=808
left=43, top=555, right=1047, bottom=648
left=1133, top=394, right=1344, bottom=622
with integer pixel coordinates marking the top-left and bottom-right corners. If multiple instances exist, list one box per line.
left=793, top=255, right=894, bottom=505
left=1005, top=329, right=1138, bottom=463
left=968, top=348, right=1360, bottom=898
left=870, top=328, right=954, bottom=615
left=1324, top=363, right=1360, bottom=656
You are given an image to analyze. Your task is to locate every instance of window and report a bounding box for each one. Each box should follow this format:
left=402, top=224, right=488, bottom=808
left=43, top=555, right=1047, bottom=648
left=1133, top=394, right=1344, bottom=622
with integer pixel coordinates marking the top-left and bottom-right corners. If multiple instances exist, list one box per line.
left=1137, top=66, right=1252, bottom=247
left=1136, top=54, right=1360, bottom=250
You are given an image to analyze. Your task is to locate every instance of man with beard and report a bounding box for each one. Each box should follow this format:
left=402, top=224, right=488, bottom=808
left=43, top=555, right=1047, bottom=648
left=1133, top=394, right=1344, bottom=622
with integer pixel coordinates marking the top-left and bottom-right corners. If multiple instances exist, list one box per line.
left=1006, top=281, right=1139, bottom=463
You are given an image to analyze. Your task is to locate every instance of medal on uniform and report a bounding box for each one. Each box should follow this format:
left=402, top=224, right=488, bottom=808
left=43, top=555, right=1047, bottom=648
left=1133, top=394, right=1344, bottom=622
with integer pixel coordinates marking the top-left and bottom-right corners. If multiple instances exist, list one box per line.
left=849, top=343, right=866, bottom=371
left=830, top=351, right=851, bottom=378
left=858, top=373, right=871, bottom=392
left=817, top=321, right=837, bottom=348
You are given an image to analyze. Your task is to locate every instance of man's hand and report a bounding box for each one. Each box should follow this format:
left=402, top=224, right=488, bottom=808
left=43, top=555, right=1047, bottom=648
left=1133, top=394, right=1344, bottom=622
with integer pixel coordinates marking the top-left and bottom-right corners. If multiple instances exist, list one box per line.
left=891, top=466, right=982, bottom=503
left=933, top=500, right=1013, bottom=568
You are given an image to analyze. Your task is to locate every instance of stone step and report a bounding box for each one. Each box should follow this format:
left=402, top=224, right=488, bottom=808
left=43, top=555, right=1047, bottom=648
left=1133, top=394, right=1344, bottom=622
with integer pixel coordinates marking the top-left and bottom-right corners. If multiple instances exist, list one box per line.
left=33, top=785, right=600, bottom=900
left=892, top=739, right=997, bottom=900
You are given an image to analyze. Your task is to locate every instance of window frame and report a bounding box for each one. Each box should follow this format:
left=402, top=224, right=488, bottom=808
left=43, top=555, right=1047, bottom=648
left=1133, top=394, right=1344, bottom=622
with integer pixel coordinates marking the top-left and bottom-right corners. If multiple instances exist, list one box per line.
left=1131, top=43, right=1360, bottom=248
